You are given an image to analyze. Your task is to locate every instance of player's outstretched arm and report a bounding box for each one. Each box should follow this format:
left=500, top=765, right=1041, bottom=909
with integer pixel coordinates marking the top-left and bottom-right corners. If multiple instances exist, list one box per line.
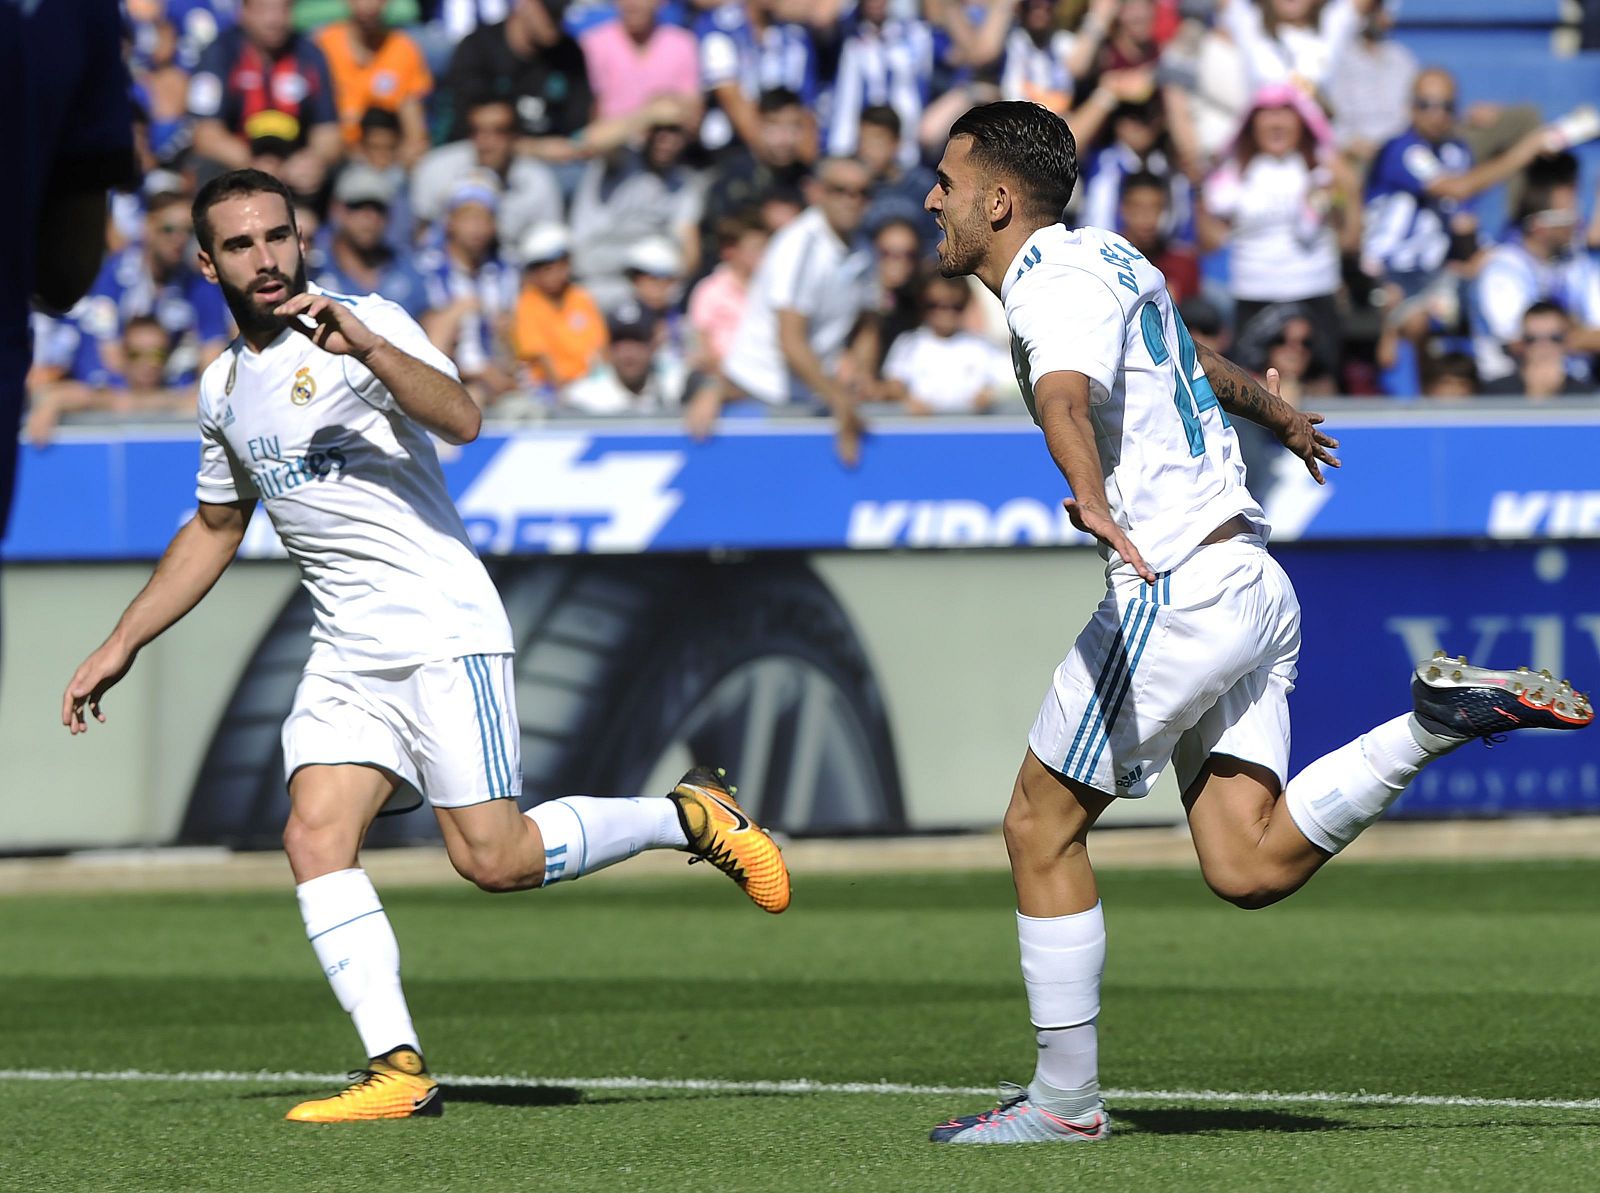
left=62, top=499, right=253, bottom=734
left=1196, top=343, right=1342, bottom=484
left=1034, top=371, right=1158, bottom=584
left=274, top=292, right=482, bottom=445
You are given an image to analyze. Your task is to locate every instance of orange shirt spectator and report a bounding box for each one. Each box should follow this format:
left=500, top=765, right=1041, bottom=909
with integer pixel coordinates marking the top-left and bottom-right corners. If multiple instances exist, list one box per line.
left=315, top=0, right=432, bottom=162
left=513, top=225, right=609, bottom=390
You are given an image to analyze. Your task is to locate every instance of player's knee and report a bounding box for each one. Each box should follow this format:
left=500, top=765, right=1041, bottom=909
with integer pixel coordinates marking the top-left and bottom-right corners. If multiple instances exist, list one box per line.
left=457, top=852, right=537, bottom=894
left=1203, top=864, right=1295, bottom=911
left=282, top=814, right=358, bottom=877
left=1003, top=788, right=1085, bottom=870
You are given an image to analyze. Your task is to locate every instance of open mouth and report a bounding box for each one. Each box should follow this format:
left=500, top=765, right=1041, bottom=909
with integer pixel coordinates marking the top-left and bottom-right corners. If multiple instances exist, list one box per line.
left=253, top=279, right=288, bottom=302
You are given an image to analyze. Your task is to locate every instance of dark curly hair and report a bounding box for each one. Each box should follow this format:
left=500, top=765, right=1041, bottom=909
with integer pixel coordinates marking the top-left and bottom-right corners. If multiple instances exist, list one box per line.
left=948, top=101, right=1078, bottom=223
left=192, top=168, right=298, bottom=255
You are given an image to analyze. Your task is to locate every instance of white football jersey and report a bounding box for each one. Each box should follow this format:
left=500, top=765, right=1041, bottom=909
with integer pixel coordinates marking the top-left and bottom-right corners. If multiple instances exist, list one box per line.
left=195, top=283, right=514, bottom=672
left=1003, top=224, right=1266, bottom=573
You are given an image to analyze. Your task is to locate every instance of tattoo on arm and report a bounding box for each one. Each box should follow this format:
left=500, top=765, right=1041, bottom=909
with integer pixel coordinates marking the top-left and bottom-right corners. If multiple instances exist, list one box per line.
left=1196, top=342, right=1293, bottom=432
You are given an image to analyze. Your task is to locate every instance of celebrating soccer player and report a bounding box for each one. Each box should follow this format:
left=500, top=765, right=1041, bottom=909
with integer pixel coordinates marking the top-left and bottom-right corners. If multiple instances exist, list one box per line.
left=920, top=102, right=1594, bottom=1145
left=60, top=169, right=791, bottom=1123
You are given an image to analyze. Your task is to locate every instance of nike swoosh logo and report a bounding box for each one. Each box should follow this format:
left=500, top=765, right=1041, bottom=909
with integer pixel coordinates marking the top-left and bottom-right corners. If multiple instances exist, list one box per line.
left=413, top=1086, right=440, bottom=1111
left=1494, top=707, right=1522, bottom=723
left=704, top=790, right=750, bottom=832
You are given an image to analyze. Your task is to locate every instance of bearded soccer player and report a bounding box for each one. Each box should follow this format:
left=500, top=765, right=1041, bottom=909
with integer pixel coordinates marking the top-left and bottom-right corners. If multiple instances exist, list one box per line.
left=920, top=102, right=1593, bottom=1145
left=61, top=169, right=790, bottom=1123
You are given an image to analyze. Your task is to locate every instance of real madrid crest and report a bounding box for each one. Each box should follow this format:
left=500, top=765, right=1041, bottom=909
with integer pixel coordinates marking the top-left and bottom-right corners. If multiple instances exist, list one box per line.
left=291, top=366, right=316, bottom=406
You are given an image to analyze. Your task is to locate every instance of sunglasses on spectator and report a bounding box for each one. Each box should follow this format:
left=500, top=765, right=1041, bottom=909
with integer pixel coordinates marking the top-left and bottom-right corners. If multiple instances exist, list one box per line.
left=923, top=300, right=965, bottom=312
left=878, top=246, right=918, bottom=259
left=823, top=181, right=870, bottom=199
left=1272, top=333, right=1312, bottom=349
left=125, top=347, right=169, bottom=362
left=1524, top=330, right=1567, bottom=344
left=156, top=222, right=194, bottom=235
left=471, top=121, right=515, bottom=136
left=1413, top=98, right=1456, bottom=113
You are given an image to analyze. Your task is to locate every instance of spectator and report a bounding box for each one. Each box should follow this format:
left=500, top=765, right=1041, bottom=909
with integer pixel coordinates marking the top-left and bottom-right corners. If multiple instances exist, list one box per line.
left=999, top=0, right=1115, bottom=117
left=65, top=189, right=232, bottom=390
left=1076, top=94, right=1193, bottom=244
left=1216, top=0, right=1370, bottom=99
left=696, top=0, right=824, bottom=156
left=438, top=0, right=595, bottom=161
left=617, top=237, right=689, bottom=364
left=1473, top=167, right=1600, bottom=383
left=1091, top=0, right=1162, bottom=77
left=1118, top=172, right=1200, bottom=303
left=512, top=223, right=609, bottom=393
left=1178, top=293, right=1230, bottom=355
left=351, top=108, right=417, bottom=253
left=569, top=120, right=706, bottom=311
left=719, top=157, right=879, bottom=463
left=872, top=217, right=925, bottom=365
left=315, top=0, right=434, bottom=165
left=1200, top=83, right=1351, bottom=378
left=565, top=308, right=685, bottom=413
left=687, top=210, right=769, bottom=374
left=187, top=0, right=342, bottom=195
left=825, top=0, right=938, bottom=170
left=419, top=178, right=521, bottom=402
left=128, top=5, right=195, bottom=168
left=1325, top=0, right=1415, bottom=162
left=699, top=89, right=812, bottom=270
left=315, top=164, right=431, bottom=317
left=880, top=274, right=1011, bottom=414
left=1158, top=8, right=1249, bottom=171
left=1481, top=302, right=1594, bottom=399
left=1249, top=306, right=1335, bottom=401
left=512, top=220, right=611, bottom=393
left=1364, top=69, right=1557, bottom=296
left=412, top=98, right=563, bottom=248
left=1420, top=351, right=1479, bottom=399
left=581, top=0, right=701, bottom=123
left=857, top=106, right=939, bottom=252
left=759, top=183, right=807, bottom=234
left=26, top=315, right=196, bottom=446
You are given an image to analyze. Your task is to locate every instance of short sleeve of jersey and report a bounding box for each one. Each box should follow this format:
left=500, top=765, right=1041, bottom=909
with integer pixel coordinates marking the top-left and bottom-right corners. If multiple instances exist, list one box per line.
left=188, top=36, right=230, bottom=120
left=762, top=227, right=825, bottom=315
left=340, top=298, right=462, bottom=413
left=1007, top=266, right=1125, bottom=397
left=701, top=29, right=739, bottom=88
left=195, top=387, right=258, bottom=505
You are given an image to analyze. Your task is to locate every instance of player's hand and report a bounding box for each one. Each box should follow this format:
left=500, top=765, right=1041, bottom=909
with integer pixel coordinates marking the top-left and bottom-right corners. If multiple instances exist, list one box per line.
left=274, top=292, right=383, bottom=360
left=62, top=640, right=136, bottom=735
left=1063, top=499, right=1158, bottom=585
left=1265, top=367, right=1341, bottom=484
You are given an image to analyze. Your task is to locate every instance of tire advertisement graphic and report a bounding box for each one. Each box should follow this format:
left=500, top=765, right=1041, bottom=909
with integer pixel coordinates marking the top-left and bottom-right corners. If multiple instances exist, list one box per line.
left=180, top=556, right=906, bottom=847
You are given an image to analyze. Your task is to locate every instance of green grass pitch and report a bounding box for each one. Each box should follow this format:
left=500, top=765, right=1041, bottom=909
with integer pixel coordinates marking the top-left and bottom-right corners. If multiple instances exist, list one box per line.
left=4, top=860, right=1599, bottom=1191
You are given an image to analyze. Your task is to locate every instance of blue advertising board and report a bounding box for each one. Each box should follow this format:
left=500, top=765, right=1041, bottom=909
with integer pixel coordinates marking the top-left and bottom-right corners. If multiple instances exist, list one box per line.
left=1282, top=541, right=1600, bottom=817
left=11, top=409, right=1600, bottom=561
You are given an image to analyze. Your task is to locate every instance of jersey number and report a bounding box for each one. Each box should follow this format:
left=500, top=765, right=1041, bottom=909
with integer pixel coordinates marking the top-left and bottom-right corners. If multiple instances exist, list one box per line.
left=1139, top=302, right=1229, bottom=458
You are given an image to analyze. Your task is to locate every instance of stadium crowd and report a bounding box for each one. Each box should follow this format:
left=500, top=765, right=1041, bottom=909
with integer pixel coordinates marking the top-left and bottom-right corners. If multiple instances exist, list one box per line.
left=22, top=0, right=1600, bottom=447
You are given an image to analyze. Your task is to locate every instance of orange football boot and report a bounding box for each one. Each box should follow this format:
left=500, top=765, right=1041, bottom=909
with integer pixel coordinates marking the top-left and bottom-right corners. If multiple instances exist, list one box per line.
left=285, top=1047, right=442, bottom=1123
left=670, top=767, right=791, bottom=914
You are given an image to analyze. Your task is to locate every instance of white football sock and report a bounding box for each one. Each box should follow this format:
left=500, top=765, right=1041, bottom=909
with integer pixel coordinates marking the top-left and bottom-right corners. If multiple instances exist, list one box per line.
left=1284, top=714, right=1434, bottom=854
left=524, top=796, right=688, bottom=885
left=296, top=868, right=418, bottom=1060
left=1018, top=902, right=1105, bottom=1119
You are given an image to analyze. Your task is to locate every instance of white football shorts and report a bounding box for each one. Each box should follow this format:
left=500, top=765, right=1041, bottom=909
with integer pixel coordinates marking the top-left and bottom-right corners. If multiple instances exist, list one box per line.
left=1029, top=533, right=1301, bottom=798
left=283, top=653, right=521, bottom=814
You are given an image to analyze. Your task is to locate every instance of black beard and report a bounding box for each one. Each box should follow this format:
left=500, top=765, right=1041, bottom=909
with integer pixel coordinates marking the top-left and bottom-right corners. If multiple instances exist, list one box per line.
left=220, top=257, right=308, bottom=339
left=936, top=206, right=988, bottom=278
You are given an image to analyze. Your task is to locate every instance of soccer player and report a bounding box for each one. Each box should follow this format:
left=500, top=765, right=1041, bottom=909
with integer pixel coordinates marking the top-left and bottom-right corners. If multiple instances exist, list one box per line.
left=920, top=102, right=1594, bottom=1145
left=60, top=169, right=791, bottom=1124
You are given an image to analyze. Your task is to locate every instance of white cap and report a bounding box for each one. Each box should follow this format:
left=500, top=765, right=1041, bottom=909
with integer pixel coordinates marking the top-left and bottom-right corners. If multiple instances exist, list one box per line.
left=518, top=222, right=571, bottom=265
left=624, top=236, right=682, bottom=278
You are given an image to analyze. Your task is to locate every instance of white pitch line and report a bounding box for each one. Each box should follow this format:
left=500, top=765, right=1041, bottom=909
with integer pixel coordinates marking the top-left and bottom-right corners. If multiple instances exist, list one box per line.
left=1, top=1069, right=1598, bottom=1112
